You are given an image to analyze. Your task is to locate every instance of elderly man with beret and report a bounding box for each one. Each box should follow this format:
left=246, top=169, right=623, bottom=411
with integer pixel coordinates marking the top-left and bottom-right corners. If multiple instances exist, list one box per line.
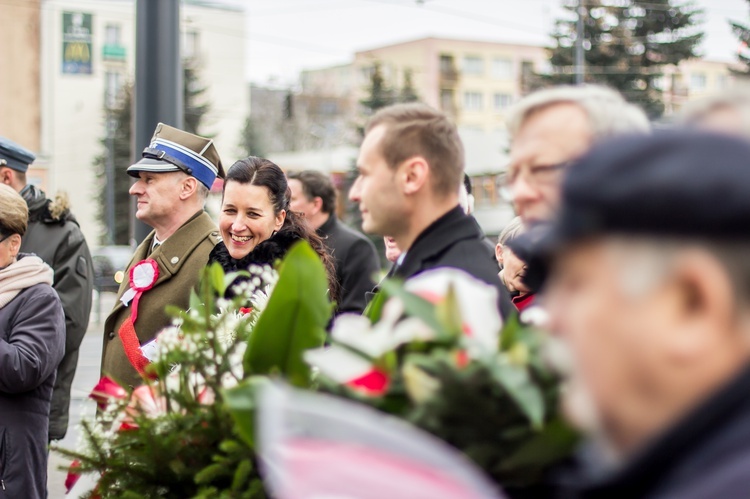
left=527, top=132, right=750, bottom=498
left=0, top=137, right=94, bottom=442
left=100, top=123, right=223, bottom=388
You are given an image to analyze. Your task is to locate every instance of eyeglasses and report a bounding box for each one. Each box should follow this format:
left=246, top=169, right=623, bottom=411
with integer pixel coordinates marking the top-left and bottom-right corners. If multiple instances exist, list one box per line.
left=500, top=160, right=571, bottom=203
left=0, top=232, right=11, bottom=245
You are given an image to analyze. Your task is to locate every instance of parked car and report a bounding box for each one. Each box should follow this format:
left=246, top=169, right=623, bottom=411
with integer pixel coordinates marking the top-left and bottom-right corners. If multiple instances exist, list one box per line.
left=92, top=245, right=132, bottom=294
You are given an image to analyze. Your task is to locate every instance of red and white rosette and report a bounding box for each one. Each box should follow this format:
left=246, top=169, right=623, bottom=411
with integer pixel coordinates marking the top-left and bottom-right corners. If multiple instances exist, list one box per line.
left=118, top=259, right=159, bottom=377
left=120, top=259, right=159, bottom=322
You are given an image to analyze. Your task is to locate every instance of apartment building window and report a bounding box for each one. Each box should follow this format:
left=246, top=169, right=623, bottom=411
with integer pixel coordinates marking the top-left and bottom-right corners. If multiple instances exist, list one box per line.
left=493, top=93, right=512, bottom=110
left=690, top=72, right=707, bottom=91
left=105, top=24, right=121, bottom=45
left=183, top=30, right=199, bottom=59
left=440, top=88, right=455, bottom=112
left=105, top=71, right=122, bottom=109
left=463, top=91, right=483, bottom=111
left=472, top=174, right=501, bottom=207
left=440, top=54, right=455, bottom=73
left=492, top=58, right=513, bottom=80
left=463, top=56, right=484, bottom=76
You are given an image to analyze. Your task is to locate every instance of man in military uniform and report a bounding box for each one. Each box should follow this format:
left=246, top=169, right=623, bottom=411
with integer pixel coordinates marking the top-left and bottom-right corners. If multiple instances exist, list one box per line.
left=100, top=123, right=223, bottom=388
left=0, top=137, right=94, bottom=442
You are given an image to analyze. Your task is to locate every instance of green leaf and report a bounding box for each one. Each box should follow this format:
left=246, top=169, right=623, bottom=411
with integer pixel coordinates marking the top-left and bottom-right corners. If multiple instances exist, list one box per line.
left=363, top=288, right=387, bottom=324
left=434, top=283, right=463, bottom=340
left=379, top=279, right=443, bottom=334
left=488, top=361, right=545, bottom=428
left=208, top=262, right=225, bottom=296
left=244, top=241, right=331, bottom=386
left=194, top=463, right=228, bottom=485
left=499, top=417, right=579, bottom=471
left=223, top=376, right=268, bottom=448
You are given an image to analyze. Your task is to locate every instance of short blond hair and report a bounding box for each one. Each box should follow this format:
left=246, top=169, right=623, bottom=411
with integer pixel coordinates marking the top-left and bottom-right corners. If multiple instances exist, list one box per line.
left=0, top=184, right=28, bottom=236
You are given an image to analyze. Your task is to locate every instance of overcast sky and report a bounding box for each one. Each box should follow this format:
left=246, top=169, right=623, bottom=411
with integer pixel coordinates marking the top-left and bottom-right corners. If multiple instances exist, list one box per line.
left=241, top=0, right=750, bottom=85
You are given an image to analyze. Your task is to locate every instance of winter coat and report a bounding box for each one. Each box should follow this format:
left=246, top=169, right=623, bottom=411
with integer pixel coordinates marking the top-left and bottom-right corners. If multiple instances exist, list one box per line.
left=207, top=227, right=303, bottom=297
left=559, top=363, right=750, bottom=499
left=101, top=211, right=219, bottom=388
left=368, top=206, right=515, bottom=319
left=0, top=267, right=65, bottom=498
left=317, top=215, right=379, bottom=315
left=19, top=185, right=94, bottom=440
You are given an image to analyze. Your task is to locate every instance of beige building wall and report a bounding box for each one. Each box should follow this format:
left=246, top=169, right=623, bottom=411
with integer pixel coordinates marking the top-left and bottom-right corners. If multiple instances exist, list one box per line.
left=662, top=59, right=735, bottom=115
left=0, top=0, right=41, bottom=154
left=40, top=0, right=248, bottom=247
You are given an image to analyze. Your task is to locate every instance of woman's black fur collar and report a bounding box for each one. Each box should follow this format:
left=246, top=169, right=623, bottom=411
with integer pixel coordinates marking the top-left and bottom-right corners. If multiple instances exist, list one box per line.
left=208, top=228, right=303, bottom=272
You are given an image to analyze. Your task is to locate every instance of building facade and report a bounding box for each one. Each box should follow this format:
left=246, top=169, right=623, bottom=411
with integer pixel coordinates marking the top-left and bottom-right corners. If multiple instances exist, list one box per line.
left=37, top=0, right=248, bottom=246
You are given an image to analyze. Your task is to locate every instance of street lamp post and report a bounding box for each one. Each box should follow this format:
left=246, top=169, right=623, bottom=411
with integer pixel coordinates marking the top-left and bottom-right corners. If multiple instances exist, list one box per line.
left=132, top=0, right=183, bottom=244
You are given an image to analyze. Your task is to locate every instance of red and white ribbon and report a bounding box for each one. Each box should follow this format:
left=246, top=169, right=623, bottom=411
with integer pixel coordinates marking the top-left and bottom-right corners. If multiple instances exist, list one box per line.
left=120, top=259, right=159, bottom=323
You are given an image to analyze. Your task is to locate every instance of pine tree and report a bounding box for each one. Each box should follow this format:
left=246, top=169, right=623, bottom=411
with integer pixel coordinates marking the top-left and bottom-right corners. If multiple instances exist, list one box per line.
left=238, top=116, right=266, bottom=158
left=359, top=62, right=397, bottom=114
left=730, top=0, right=750, bottom=75
left=546, top=0, right=703, bottom=117
left=94, top=63, right=211, bottom=245
left=400, top=69, right=420, bottom=103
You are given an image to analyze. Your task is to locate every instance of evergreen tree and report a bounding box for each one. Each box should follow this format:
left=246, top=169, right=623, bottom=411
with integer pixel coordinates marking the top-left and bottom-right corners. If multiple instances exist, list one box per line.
left=94, top=63, right=211, bottom=245
left=238, top=116, right=266, bottom=158
left=730, top=0, right=750, bottom=75
left=400, top=69, right=420, bottom=103
left=546, top=0, right=703, bottom=117
left=94, top=83, right=133, bottom=245
left=359, top=62, right=397, bottom=114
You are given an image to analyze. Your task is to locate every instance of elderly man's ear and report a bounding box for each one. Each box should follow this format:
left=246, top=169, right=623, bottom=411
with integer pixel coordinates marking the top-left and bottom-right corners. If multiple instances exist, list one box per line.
left=665, top=251, right=737, bottom=361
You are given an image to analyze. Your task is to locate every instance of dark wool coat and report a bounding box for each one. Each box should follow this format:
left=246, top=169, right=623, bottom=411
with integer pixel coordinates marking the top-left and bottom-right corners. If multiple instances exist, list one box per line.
left=369, top=206, right=514, bottom=319
left=558, top=364, right=750, bottom=499
left=317, top=215, right=379, bottom=315
left=207, top=228, right=303, bottom=298
left=0, top=282, right=65, bottom=499
left=19, top=185, right=94, bottom=440
left=101, top=211, right=219, bottom=388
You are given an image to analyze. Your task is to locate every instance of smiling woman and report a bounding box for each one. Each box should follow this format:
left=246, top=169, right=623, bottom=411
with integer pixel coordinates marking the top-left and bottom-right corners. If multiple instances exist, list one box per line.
left=207, top=156, right=338, bottom=301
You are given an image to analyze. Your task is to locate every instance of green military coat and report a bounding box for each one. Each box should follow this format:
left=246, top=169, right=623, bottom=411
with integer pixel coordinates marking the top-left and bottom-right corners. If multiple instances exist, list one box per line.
left=100, top=211, right=219, bottom=388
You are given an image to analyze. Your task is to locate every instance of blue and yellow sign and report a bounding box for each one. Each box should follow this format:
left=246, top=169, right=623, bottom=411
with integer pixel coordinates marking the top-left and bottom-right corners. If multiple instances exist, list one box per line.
left=62, top=12, right=93, bottom=74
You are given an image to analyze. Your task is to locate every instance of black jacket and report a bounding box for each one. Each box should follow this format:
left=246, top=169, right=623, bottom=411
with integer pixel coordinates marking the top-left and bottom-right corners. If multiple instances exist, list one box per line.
left=560, top=363, right=750, bottom=499
left=19, top=185, right=93, bottom=440
left=373, top=206, right=514, bottom=319
left=0, top=282, right=65, bottom=498
left=208, top=228, right=302, bottom=298
left=317, top=215, right=379, bottom=315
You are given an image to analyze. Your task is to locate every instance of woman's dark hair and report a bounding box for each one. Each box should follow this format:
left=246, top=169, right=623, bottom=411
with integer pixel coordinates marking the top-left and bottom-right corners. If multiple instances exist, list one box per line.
left=224, top=157, right=339, bottom=301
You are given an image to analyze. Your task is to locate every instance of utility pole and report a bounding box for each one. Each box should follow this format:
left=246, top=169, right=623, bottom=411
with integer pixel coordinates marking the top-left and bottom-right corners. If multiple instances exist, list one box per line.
left=575, top=0, right=585, bottom=85
left=132, top=0, right=183, bottom=244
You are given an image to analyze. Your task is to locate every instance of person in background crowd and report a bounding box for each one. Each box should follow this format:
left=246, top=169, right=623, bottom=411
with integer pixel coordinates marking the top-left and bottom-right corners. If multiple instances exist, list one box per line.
left=384, top=236, right=402, bottom=264
left=680, top=85, right=750, bottom=138
left=209, top=159, right=337, bottom=300
left=350, top=103, right=514, bottom=318
left=101, top=124, right=223, bottom=388
left=288, top=170, right=378, bottom=315
left=532, top=132, right=750, bottom=498
left=504, top=85, right=650, bottom=226
left=0, top=184, right=65, bottom=498
left=0, top=137, right=93, bottom=442
left=495, top=217, right=533, bottom=311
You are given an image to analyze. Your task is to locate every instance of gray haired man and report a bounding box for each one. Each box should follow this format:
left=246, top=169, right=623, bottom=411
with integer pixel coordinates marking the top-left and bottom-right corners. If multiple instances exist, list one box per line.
left=504, top=85, right=650, bottom=225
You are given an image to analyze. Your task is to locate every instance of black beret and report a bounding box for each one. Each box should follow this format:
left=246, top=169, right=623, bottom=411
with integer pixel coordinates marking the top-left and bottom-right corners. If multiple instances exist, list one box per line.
left=0, top=136, right=35, bottom=173
left=558, top=130, right=750, bottom=240
left=523, top=131, right=750, bottom=289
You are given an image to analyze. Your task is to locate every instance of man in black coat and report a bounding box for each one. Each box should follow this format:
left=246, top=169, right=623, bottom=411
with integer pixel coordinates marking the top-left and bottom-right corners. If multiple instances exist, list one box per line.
left=531, top=132, right=750, bottom=499
left=288, top=170, right=380, bottom=315
left=349, top=103, right=512, bottom=318
left=0, top=137, right=94, bottom=442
